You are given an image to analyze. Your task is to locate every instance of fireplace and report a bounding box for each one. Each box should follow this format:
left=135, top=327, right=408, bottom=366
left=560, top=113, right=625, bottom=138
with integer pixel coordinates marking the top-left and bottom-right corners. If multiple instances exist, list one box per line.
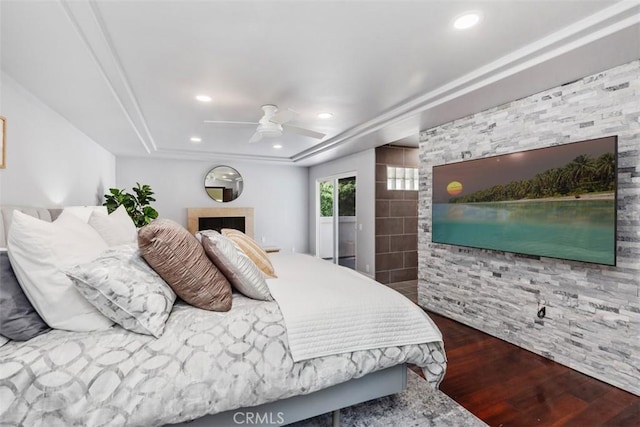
left=198, top=216, right=245, bottom=233
left=187, top=207, right=254, bottom=237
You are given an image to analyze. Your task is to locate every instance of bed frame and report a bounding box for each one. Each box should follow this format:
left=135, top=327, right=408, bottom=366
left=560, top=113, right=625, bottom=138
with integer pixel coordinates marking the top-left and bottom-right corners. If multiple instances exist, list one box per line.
left=173, top=364, right=407, bottom=426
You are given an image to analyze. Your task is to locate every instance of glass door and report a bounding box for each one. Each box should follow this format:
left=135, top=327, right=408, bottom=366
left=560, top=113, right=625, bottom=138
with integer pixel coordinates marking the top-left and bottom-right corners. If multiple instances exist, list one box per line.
left=318, top=179, right=335, bottom=263
left=316, top=174, right=357, bottom=270
left=337, top=176, right=356, bottom=269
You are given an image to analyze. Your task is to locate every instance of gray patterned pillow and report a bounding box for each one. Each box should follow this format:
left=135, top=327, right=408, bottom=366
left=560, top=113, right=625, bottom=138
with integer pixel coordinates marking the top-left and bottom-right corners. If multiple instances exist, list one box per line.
left=198, top=230, right=273, bottom=301
left=66, top=245, right=176, bottom=338
left=0, top=250, right=51, bottom=341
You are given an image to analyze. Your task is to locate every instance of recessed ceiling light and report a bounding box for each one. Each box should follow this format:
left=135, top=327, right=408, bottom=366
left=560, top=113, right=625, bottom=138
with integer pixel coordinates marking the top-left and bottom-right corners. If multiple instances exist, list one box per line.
left=317, top=112, right=333, bottom=119
left=195, top=95, right=212, bottom=102
left=190, top=136, right=202, bottom=143
left=273, top=144, right=283, bottom=149
left=453, top=12, right=481, bottom=30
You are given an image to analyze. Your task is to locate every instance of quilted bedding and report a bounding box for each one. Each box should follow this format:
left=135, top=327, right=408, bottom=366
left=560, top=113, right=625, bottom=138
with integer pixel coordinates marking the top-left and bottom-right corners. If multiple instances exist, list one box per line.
left=0, top=294, right=446, bottom=427
left=267, top=253, right=443, bottom=362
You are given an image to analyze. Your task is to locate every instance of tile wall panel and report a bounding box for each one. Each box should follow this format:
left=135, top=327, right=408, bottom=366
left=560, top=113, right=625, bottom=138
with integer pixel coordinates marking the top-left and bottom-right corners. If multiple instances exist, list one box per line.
left=418, top=60, right=640, bottom=395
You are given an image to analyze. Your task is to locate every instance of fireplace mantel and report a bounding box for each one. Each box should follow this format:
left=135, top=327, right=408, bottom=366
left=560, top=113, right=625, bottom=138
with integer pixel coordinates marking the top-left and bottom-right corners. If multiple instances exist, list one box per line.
left=187, top=207, right=254, bottom=238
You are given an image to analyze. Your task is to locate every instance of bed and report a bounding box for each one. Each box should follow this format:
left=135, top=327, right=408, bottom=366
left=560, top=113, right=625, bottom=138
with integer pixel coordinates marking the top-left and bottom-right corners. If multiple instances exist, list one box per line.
left=0, top=206, right=446, bottom=426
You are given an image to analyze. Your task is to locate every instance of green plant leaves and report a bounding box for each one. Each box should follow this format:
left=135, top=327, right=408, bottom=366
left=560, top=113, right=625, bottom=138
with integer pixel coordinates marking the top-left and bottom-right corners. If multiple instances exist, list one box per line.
left=103, top=183, right=158, bottom=227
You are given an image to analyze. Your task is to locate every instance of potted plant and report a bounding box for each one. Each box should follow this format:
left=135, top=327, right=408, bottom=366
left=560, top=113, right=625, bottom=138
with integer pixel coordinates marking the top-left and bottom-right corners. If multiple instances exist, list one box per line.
left=103, top=183, right=158, bottom=227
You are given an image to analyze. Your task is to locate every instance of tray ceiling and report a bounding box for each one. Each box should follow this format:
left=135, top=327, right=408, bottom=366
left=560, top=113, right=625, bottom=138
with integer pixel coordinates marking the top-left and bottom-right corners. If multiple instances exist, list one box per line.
left=1, top=1, right=638, bottom=166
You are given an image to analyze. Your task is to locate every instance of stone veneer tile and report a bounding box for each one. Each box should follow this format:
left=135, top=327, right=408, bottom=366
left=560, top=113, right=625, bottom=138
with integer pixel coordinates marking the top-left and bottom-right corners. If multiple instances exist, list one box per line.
left=417, top=60, right=640, bottom=396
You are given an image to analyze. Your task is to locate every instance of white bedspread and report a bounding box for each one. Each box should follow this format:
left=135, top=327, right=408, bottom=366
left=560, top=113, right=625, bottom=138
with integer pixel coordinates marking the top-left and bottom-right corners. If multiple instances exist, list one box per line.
left=0, top=294, right=446, bottom=426
left=267, top=253, right=443, bottom=362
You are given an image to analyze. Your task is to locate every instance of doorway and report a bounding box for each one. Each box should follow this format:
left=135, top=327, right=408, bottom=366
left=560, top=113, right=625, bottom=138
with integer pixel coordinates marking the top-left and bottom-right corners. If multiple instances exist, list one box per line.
left=317, top=173, right=357, bottom=270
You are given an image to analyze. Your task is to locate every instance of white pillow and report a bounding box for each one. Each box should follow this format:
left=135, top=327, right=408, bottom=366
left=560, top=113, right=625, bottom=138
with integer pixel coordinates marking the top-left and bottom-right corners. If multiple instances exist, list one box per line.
left=62, top=206, right=108, bottom=223
left=88, top=205, right=138, bottom=246
left=7, top=210, right=113, bottom=331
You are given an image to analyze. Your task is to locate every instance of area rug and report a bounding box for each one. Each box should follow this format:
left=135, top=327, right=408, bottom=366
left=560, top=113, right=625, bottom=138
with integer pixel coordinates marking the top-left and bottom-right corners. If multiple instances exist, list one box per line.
left=293, top=369, right=487, bottom=427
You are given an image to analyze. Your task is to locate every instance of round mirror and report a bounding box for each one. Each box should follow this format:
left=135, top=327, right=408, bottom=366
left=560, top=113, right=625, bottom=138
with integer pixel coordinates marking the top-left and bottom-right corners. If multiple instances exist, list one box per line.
left=204, top=166, right=244, bottom=202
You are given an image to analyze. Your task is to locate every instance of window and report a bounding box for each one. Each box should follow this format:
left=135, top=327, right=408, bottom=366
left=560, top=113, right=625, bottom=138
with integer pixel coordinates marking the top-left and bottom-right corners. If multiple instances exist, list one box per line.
left=387, top=166, right=419, bottom=190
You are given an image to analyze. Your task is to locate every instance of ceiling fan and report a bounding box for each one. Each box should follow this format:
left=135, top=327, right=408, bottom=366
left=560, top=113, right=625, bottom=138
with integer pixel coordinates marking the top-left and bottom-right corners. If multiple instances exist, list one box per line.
left=204, top=104, right=326, bottom=144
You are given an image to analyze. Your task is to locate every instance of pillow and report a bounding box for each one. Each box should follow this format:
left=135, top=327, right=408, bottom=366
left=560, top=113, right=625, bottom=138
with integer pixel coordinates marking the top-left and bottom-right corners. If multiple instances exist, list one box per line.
left=88, top=205, right=138, bottom=246
left=62, top=206, right=108, bottom=223
left=0, top=250, right=50, bottom=340
left=221, top=229, right=276, bottom=278
left=7, top=210, right=113, bottom=331
left=66, top=245, right=176, bottom=338
left=138, top=219, right=232, bottom=311
left=198, top=230, right=273, bottom=301
left=0, top=335, right=9, bottom=348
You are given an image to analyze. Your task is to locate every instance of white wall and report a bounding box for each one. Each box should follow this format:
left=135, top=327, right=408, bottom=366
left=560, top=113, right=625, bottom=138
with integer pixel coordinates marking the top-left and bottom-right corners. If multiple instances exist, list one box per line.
left=0, top=73, right=116, bottom=206
left=308, top=149, right=375, bottom=275
left=117, top=157, right=309, bottom=253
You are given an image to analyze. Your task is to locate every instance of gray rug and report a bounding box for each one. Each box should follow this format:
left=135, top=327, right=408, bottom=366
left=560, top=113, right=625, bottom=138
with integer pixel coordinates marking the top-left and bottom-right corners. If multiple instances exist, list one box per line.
left=293, top=370, right=487, bottom=427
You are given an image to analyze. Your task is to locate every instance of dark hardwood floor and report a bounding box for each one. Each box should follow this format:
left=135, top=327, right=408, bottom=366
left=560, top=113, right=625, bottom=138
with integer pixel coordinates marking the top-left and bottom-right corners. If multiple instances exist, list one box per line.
left=410, top=311, right=639, bottom=426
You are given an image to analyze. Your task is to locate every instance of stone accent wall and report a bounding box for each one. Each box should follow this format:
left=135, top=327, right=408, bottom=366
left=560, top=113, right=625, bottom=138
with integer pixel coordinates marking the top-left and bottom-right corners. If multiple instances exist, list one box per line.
left=375, top=146, right=419, bottom=284
left=418, top=60, right=640, bottom=395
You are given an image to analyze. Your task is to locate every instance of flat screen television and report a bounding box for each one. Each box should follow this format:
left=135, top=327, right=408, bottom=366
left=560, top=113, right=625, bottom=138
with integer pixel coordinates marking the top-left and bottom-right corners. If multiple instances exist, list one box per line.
left=432, top=136, right=617, bottom=266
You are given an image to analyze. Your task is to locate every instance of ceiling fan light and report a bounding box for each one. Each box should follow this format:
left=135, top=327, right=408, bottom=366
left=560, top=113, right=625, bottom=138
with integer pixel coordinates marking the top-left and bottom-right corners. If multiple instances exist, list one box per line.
left=317, top=112, right=333, bottom=119
left=273, top=144, right=283, bottom=149
left=256, top=121, right=283, bottom=138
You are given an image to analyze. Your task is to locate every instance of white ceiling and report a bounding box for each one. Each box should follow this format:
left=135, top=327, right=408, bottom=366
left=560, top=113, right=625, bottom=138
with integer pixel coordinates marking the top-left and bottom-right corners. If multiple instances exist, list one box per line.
left=1, top=1, right=638, bottom=166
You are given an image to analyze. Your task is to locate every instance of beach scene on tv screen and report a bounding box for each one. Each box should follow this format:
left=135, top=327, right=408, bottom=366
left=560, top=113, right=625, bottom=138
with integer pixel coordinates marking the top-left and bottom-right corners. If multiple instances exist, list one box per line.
left=432, top=137, right=617, bottom=265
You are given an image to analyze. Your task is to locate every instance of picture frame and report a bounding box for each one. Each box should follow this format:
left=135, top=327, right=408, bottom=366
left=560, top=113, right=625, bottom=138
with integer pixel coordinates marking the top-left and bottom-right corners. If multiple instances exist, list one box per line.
left=0, top=116, right=5, bottom=169
left=432, top=136, right=617, bottom=266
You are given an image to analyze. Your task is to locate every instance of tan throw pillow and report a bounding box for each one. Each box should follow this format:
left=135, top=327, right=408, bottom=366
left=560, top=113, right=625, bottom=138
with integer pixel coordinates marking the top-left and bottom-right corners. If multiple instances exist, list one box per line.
left=138, top=219, right=232, bottom=311
left=221, top=228, right=276, bottom=278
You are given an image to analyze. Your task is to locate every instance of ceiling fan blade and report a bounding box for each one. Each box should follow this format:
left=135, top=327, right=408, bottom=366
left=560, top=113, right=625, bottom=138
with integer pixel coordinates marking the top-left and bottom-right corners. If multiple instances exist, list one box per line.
left=203, top=120, right=258, bottom=126
left=248, top=132, right=263, bottom=144
left=283, top=124, right=325, bottom=140
left=270, top=108, right=297, bottom=124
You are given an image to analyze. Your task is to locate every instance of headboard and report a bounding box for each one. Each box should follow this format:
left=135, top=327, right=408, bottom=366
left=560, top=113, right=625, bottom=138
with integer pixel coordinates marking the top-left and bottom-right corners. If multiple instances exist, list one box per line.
left=0, top=206, right=63, bottom=248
